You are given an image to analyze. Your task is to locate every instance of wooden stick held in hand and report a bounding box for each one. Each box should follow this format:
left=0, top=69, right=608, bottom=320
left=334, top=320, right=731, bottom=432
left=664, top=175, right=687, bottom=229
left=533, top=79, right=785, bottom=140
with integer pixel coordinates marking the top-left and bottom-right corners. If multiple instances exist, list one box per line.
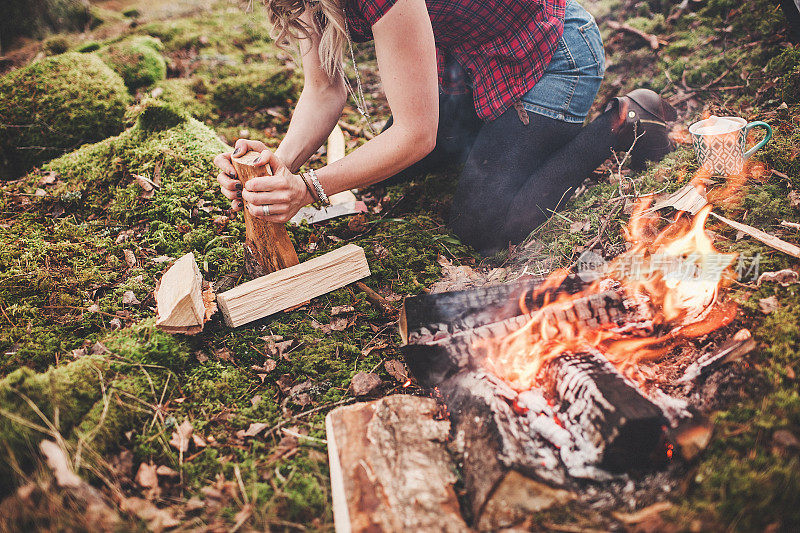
left=232, top=151, right=300, bottom=277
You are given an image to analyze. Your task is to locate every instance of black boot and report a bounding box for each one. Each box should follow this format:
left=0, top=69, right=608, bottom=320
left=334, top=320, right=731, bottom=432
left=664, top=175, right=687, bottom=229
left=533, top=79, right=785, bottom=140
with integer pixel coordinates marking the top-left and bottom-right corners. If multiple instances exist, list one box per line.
left=609, top=88, right=678, bottom=170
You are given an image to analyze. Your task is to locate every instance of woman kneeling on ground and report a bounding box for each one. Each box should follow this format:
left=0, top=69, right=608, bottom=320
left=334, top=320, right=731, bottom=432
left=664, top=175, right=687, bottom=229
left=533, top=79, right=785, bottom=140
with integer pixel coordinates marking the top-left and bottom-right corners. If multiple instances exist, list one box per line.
left=214, top=0, right=676, bottom=255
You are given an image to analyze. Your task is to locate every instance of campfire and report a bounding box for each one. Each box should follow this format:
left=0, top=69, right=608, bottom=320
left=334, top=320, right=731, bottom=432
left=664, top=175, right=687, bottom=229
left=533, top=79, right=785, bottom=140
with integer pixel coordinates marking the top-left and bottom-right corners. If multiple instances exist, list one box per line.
left=398, top=178, right=758, bottom=528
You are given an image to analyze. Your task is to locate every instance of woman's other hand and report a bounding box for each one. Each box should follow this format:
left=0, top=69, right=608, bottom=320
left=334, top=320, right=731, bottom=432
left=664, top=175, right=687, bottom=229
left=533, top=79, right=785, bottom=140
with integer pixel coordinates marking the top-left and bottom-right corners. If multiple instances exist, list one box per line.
left=242, top=148, right=311, bottom=223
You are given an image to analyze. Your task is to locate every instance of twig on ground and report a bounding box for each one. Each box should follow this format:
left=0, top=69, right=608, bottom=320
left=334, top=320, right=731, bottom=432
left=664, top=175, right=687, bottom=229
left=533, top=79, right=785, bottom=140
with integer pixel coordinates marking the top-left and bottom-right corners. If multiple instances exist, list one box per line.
left=606, top=20, right=661, bottom=49
left=355, top=281, right=395, bottom=315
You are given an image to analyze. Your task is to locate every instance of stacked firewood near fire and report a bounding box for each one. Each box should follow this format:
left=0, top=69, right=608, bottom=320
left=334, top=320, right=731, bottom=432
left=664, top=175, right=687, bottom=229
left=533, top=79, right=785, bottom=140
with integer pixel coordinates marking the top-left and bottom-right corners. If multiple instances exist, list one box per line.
left=326, top=167, right=771, bottom=530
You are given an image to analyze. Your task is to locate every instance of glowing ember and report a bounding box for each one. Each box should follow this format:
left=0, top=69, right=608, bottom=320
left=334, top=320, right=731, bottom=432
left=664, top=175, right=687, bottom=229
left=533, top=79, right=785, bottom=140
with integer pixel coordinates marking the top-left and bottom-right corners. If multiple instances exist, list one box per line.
left=484, top=193, right=738, bottom=391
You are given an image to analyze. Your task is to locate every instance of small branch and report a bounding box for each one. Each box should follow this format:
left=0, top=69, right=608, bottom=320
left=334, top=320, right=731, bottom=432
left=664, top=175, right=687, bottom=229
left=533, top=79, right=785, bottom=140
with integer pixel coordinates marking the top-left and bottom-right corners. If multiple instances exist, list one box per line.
left=606, top=20, right=660, bottom=50
left=355, top=281, right=394, bottom=315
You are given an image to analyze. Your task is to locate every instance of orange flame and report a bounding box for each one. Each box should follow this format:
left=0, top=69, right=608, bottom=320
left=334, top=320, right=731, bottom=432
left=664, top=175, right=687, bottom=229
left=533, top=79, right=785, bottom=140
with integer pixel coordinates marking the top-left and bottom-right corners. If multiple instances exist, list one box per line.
left=484, top=194, right=739, bottom=391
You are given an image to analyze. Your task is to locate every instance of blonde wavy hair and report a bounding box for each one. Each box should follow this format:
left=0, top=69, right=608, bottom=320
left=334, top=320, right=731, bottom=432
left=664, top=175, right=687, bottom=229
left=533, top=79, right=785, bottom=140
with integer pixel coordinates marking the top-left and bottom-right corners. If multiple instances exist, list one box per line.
left=261, top=0, right=347, bottom=79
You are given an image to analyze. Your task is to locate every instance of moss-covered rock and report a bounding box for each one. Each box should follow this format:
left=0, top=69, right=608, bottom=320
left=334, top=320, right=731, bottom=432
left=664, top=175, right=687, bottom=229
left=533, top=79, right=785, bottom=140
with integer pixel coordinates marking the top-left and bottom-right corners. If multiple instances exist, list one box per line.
left=75, top=40, right=100, bottom=53
left=42, top=35, right=71, bottom=56
left=0, top=0, right=92, bottom=51
left=153, top=78, right=214, bottom=121
left=211, top=65, right=300, bottom=113
left=0, top=53, right=130, bottom=178
left=0, top=354, right=110, bottom=482
left=97, top=36, right=167, bottom=91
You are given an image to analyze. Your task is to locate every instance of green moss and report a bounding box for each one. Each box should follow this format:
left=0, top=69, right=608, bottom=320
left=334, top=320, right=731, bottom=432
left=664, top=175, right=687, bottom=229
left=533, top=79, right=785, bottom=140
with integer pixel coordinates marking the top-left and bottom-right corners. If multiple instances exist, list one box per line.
left=97, top=36, right=167, bottom=91
left=0, top=355, right=110, bottom=480
left=75, top=40, right=101, bottom=53
left=0, top=53, right=130, bottom=178
left=135, top=98, right=189, bottom=131
left=211, top=65, right=301, bottom=113
left=153, top=78, right=214, bottom=120
left=0, top=0, right=92, bottom=51
left=42, top=35, right=71, bottom=56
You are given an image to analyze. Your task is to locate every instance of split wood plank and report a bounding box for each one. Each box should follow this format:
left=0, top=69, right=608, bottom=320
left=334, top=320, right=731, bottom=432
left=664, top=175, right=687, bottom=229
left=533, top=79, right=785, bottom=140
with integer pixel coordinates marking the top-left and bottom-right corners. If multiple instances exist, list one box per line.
left=711, top=211, right=800, bottom=258
left=217, top=244, right=371, bottom=327
left=155, top=252, right=216, bottom=334
left=326, top=395, right=468, bottom=533
left=327, top=124, right=358, bottom=205
left=232, top=151, right=300, bottom=277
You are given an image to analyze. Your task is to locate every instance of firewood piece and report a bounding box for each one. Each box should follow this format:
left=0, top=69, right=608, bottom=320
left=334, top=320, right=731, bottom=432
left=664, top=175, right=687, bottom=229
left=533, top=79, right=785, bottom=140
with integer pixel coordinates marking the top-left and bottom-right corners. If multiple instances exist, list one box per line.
left=400, top=275, right=587, bottom=344
left=710, top=211, right=800, bottom=258
left=325, top=395, right=468, bottom=533
left=155, top=253, right=216, bottom=334
left=232, top=151, right=300, bottom=277
left=327, top=125, right=358, bottom=205
left=403, top=313, right=533, bottom=387
left=439, top=371, right=575, bottom=530
left=545, top=351, right=667, bottom=472
left=217, top=244, right=371, bottom=328
left=403, top=290, right=628, bottom=387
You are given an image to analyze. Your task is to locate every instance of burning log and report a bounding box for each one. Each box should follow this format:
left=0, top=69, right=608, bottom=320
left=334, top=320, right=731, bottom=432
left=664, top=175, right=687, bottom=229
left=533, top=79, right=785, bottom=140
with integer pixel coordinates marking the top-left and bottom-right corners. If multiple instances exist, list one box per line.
left=402, top=288, right=628, bottom=387
left=439, top=371, right=575, bottom=530
left=544, top=350, right=668, bottom=472
left=399, top=275, right=587, bottom=344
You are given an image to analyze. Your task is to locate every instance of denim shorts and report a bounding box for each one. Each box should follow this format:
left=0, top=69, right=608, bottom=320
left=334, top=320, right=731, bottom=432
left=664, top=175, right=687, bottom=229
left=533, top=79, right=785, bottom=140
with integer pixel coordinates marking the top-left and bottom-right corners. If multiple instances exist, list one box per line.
left=520, top=0, right=605, bottom=123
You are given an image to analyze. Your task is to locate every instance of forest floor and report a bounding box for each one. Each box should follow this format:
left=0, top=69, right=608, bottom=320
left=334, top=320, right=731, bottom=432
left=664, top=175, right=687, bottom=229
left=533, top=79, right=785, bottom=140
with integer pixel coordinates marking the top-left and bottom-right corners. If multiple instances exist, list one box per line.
left=1, top=0, right=800, bottom=531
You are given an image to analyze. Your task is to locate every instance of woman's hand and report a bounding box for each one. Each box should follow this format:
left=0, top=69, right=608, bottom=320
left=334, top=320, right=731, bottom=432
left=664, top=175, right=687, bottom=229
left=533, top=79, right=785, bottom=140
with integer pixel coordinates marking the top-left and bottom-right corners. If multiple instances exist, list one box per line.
left=214, top=139, right=311, bottom=222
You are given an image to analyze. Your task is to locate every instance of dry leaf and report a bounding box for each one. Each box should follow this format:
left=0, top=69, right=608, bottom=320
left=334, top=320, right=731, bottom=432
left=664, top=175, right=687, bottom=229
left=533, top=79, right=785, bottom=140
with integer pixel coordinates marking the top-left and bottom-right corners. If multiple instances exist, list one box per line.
left=350, top=372, right=382, bottom=396
left=192, top=434, right=208, bottom=448
left=91, top=342, right=109, bottom=355
left=251, top=359, right=276, bottom=373
left=384, top=359, right=408, bottom=382
left=276, top=374, right=294, bottom=393
left=135, top=463, right=158, bottom=488
left=214, top=347, right=233, bottom=362
left=39, top=440, right=81, bottom=488
left=329, top=317, right=350, bottom=331
left=134, top=175, right=155, bottom=199
left=120, top=497, right=179, bottom=531
left=123, top=249, right=137, bottom=268
left=244, top=422, right=269, bottom=437
left=169, top=420, right=193, bottom=453
left=348, top=212, right=368, bottom=232
left=757, top=269, right=800, bottom=287
left=155, top=465, right=178, bottom=478
left=331, top=305, right=355, bottom=316
left=122, top=290, right=141, bottom=305
left=361, top=342, right=388, bottom=357
left=759, top=295, right=780, bottom=314
left=39, top=170, right=59, bottom=185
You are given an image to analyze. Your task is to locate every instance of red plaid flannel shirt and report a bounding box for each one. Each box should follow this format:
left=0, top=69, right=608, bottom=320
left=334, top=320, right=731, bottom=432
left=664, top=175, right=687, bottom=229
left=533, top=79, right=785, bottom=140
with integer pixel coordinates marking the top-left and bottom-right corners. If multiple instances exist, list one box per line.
left=344, top=0, right=566, bottom=121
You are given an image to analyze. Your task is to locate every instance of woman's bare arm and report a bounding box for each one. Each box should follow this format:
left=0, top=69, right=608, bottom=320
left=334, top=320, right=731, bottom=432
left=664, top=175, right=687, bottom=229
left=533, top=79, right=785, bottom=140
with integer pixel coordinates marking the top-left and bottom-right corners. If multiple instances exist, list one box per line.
left=217, top=0, right=439, bottom=222
left=274, top=10, right=348, bottom=173
left=310, top=0, right=438, bottom=194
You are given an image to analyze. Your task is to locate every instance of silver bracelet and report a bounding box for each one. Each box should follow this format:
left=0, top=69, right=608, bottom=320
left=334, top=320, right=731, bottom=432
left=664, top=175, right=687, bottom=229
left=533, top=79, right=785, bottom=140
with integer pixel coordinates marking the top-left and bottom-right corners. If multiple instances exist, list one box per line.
left=308, top=168, right=330, bottom=206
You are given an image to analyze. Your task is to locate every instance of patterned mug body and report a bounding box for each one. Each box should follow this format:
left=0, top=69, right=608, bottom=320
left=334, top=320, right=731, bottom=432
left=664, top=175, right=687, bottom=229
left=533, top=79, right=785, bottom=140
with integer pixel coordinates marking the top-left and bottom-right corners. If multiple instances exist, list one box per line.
left=689, top=116, right=772, bottom=176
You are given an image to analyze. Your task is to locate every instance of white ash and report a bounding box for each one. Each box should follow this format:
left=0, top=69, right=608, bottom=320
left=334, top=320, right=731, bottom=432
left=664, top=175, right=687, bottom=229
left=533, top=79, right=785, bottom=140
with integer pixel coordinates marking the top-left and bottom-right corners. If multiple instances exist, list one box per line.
left=648, top=388, right=691, bottom=427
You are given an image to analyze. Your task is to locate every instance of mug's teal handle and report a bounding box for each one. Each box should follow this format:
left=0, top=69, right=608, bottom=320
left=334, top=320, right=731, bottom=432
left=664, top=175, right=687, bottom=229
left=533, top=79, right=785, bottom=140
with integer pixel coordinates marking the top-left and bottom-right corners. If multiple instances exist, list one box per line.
left=743, top=121, right=772, bottom=160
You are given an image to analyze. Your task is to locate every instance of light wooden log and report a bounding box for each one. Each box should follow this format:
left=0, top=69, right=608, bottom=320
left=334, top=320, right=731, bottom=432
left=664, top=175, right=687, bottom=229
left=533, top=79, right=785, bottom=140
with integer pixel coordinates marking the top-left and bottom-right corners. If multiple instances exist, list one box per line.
left=231, top=151, right=300, bottom=277
left=155, top=252, right=216, bottom=334
left=326, top=124, right=358, bottom=205
left=217, top=244, right=371, bottom=327
left=326, top=395, right=469, bottom=533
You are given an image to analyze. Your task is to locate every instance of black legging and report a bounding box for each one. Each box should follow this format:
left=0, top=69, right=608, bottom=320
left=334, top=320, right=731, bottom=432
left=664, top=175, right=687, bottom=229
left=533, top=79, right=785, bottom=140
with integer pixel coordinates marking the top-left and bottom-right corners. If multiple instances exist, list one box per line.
left=387, top=91, right=618, bottom=255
